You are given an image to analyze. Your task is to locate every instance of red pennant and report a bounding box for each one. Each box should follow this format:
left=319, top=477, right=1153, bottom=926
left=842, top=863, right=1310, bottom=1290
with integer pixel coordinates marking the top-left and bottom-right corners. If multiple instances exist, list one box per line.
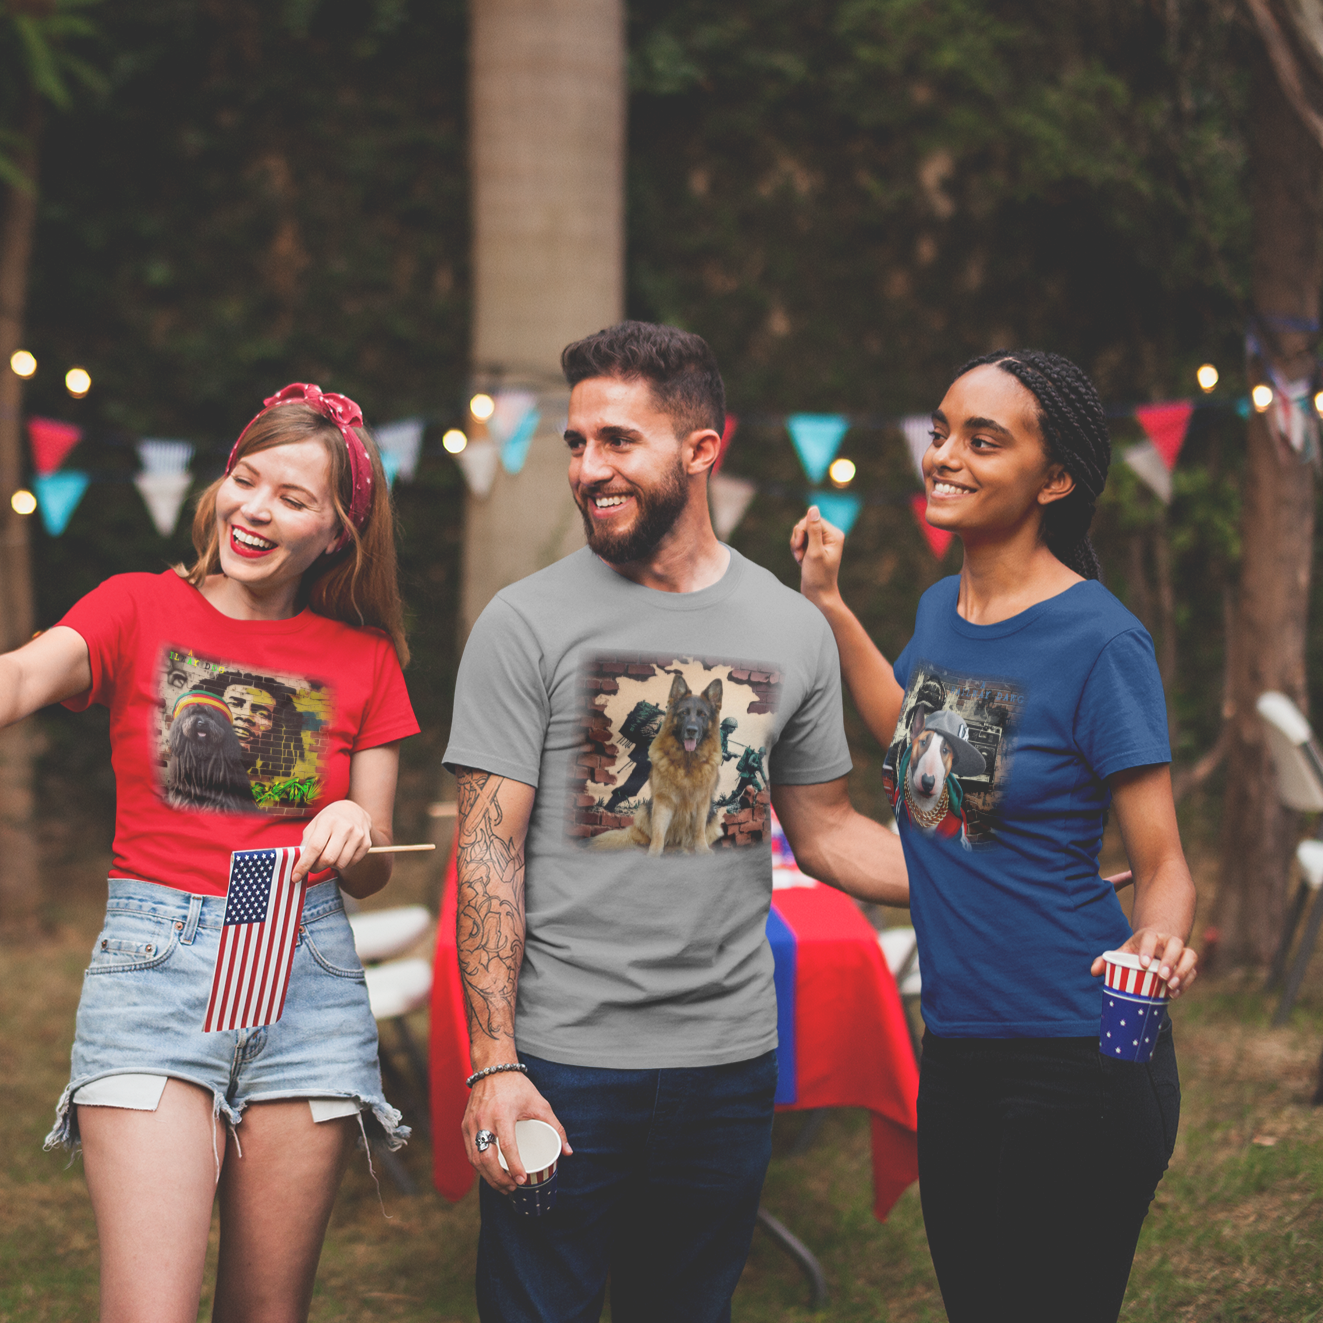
left=910, top=494, right=954, bottom=560
left=1133, top=402, right=1193, bottom=471
left=712, top=414, right=738, bottom=475
left=27, top=417, right=83, bottom=476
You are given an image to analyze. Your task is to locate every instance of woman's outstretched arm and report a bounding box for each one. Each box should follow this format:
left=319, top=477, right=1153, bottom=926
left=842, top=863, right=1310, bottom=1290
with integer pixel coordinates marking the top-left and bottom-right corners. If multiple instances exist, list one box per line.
left=791, top=505, right=905, bottom=748
left=0, top=626, right=93, bottom=726
left=1091, top=763, right=1198, bottom=995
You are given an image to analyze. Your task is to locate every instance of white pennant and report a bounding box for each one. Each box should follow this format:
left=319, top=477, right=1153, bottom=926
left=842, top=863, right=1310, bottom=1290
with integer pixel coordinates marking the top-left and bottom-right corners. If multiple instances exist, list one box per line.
left=455, top=438, right=500, bottom=498
left=900, top=415, right=932, bottom=482
left=138, top=439, right=194, bottom=475
left=375, top=418, right=425, bottom=483
left=1122, top=441, right=1172, bottom=505
left=709, top=473, right=756, bottom=540
left=135, top=470, right=193, bottom=536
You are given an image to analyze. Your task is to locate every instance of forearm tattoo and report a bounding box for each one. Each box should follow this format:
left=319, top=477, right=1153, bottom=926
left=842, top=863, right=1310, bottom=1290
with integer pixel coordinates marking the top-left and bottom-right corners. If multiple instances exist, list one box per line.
left=455, top=768, right=526, bottom=1045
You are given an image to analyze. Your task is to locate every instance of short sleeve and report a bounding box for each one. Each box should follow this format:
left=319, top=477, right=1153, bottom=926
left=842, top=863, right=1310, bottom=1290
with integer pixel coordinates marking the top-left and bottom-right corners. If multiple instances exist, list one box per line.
left=768, top=619, right=853, bottom=785
left=1073, top=628, right=1171, bottom=781
left=57, top=575, right=137, bottom=711
left=353, top=634, right=420, bottom=751
left=442, top=596, right=550, bottom=787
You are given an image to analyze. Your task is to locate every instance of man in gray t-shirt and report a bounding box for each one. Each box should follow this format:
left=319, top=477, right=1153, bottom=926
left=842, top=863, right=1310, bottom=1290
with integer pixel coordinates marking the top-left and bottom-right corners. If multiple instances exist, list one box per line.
left=447, top=321, right=906, bottom=1323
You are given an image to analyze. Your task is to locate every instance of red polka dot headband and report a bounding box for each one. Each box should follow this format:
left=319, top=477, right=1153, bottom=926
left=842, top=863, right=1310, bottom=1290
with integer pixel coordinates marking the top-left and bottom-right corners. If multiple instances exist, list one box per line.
left=226, top=383, right=374, bottom=553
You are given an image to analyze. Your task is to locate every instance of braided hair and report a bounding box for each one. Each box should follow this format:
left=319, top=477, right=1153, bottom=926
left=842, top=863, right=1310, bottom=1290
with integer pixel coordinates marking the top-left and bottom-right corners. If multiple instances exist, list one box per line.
left=954, top=349, right=1111, bottom=580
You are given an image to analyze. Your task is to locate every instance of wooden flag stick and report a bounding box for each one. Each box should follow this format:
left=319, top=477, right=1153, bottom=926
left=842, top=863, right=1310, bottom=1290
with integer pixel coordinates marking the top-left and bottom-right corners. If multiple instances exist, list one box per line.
left=366, top=843, right=437, bottom=854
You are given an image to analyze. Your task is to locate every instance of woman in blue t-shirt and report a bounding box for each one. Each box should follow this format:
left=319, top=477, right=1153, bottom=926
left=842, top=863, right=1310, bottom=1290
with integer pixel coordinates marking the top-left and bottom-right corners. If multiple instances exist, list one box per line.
left=792, top=349, right=1197, bottom=1323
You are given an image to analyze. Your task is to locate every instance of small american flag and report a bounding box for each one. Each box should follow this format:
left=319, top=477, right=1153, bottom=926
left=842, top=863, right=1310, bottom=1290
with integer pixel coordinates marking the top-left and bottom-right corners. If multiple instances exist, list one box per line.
left=204, top=847, right=306, bottom=1032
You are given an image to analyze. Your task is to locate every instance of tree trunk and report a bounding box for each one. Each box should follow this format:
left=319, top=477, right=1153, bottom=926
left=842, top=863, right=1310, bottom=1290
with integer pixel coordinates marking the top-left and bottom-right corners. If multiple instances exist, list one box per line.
left=0, top=95, right=42, bottom=926
left=1214, top=54, right=1322, bottom=965
left=461, top=0, right=625, bottom=637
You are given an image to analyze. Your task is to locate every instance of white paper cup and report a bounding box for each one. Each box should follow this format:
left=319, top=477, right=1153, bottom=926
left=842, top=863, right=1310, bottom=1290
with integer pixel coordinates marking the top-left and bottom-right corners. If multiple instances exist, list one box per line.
left=496, top=1118, right=562, bottom=1216
left=1099, top=949, right=1170, bottom=1063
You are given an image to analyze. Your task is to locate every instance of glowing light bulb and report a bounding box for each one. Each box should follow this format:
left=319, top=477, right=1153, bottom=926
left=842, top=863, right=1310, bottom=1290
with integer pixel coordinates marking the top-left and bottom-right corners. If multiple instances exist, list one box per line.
left=65, top=366, right=91, bottom=398
left=1196, top=363, right=1218, bottom=393
left=443, top=428, right=468, bottom=454
left=9, top=350, right=36, bottom=378
left=469, top=393, right=495, bottom=421
left=1251, top=384, right=1274, bottom=413
left=1315, top=391, right=1323, bottom=417
left=828, top=457, right=856, bottom=487
left=10, top=489, right=36, bottom=516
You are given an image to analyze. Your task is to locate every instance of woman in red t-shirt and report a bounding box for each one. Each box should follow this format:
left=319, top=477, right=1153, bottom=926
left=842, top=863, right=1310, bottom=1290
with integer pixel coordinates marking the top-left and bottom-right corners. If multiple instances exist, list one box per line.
left=2, top=385, right=420, bottom=1321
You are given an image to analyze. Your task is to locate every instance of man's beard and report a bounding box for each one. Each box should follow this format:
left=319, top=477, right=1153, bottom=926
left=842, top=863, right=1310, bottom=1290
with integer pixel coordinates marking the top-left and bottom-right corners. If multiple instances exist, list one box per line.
left=578, top=459, right=689, bottom=564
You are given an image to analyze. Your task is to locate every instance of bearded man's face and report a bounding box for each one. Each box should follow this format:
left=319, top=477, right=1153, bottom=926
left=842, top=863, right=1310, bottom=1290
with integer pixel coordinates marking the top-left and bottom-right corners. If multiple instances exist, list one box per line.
left=565, top=376, right=696, bottom=565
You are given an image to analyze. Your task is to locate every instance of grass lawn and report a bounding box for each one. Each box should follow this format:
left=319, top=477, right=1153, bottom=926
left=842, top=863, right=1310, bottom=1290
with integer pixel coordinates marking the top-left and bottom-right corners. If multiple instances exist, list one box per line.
left=4, top=848, right=1323, bottom=1321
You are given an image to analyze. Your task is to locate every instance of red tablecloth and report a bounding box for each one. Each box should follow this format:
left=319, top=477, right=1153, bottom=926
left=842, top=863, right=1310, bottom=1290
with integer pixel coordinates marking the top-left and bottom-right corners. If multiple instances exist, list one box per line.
left=429, top=849, right=919, bottom=1220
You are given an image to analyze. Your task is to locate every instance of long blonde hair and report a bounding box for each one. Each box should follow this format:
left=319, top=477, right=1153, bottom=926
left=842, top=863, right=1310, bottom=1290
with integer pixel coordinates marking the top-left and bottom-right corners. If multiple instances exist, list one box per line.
left=185, top=403, right=409, bottom=665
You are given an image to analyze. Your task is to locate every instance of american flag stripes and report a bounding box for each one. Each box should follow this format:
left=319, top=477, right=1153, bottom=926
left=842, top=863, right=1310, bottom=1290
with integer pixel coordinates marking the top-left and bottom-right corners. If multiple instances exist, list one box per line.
left=204, top=847, right=307, bottom=1032
left=1101, top=950, right=1170, bottom=1000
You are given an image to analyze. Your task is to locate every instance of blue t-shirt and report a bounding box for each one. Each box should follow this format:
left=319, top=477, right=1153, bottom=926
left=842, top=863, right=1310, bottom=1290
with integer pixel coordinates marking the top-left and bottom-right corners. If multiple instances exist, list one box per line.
left=887, top=576, right=1170, bottom=1037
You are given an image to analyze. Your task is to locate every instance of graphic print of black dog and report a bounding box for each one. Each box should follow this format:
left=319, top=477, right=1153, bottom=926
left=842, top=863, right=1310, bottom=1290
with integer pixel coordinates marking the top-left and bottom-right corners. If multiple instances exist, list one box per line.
left=165, top=691, right=258, bottom=814
left=591, top=673, right=724, bottom=855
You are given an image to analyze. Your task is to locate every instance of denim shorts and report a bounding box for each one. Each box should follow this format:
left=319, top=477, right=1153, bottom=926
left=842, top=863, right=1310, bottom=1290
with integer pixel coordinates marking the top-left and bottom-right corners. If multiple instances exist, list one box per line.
left=45, top=878, right=408, bottom=1153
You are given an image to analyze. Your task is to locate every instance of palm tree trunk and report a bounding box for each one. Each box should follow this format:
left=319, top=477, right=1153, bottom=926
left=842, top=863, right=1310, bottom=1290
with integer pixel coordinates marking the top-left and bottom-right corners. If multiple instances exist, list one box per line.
left=0, top=94, right=42, bottom=925
left=461, top=0, right=625, bottom=636
left=1214, top=53, right=1322, bottom=965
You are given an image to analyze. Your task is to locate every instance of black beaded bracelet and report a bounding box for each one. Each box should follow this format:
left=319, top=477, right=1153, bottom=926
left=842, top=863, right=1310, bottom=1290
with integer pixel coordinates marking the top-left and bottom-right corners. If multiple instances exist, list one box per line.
left=465, top=1062, right=528, bottom=1088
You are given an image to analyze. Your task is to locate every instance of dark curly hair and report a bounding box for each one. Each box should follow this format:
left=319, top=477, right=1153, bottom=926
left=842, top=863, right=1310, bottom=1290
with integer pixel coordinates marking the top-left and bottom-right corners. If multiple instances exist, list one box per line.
left=955, top=349, right=1111, bottom=580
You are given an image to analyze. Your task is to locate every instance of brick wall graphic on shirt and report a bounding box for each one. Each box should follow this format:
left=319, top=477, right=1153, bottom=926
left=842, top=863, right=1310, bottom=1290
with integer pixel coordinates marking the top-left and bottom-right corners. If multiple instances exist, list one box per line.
left=154, top=646, right=334, bottom=817
left=568, top=654, right=781, bottom=853
left=881, top=660, right=1025, bottom=848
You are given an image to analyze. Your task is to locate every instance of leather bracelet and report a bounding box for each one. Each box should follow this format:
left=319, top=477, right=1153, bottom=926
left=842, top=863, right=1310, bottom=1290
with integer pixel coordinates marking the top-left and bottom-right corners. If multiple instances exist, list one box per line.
left=465, top=1062, right=528, bottom=1089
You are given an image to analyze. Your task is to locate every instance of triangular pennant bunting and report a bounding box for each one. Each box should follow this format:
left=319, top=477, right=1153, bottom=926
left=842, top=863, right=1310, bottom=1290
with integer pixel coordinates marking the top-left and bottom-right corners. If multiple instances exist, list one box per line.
left=134, top=471, right=193, bottom=536
left=34, top=470, right=90, bottom=536
left=489, top=390, right=538, bottom=446
left=709, top=472, right=756, bottom=540
left=1122, top=441, right=1172, bottom=504
left=786, top=414, right=849, bottom=485
left=713, top=415, right=738, bottom=475
left=376, top=418, right=425, bottom=483
left=27, top=418, right=82, bottom=476
left=900, top=415, right=932, bottom=483
left=500, top=409, right=540, bottom=476
left=1269, top=378, right=1319, bottom=462
left=138, top=439, right=194, bottom=475
left=456, top=438, right=500, bottom=498
left=1133, top=402, right=1194, bottom=471
left=812, top=490, right=863, bottom=537
left=380, top=451, right=403, bottom=487
left=909, top=493, right=953, bottom=560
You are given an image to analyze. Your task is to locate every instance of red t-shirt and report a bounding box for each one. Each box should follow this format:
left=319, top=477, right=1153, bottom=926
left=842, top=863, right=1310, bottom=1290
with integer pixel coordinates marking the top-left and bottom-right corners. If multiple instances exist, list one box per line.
left=59, top=570, right=420, bottom=896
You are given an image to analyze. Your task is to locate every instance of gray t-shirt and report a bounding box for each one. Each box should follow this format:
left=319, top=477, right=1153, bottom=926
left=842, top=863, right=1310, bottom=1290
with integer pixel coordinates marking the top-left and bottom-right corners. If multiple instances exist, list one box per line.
left=444, top=546, right=852, bottom=1069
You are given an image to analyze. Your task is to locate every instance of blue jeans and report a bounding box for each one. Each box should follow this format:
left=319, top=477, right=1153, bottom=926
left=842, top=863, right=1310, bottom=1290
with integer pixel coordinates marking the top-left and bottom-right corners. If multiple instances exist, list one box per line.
left=476, top=1050, right=778, bottom=1323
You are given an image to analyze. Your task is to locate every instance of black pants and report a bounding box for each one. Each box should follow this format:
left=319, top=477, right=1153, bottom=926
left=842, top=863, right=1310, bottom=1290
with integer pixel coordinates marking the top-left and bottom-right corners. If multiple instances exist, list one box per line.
left=917, top=1025, right=1179, bottom=1323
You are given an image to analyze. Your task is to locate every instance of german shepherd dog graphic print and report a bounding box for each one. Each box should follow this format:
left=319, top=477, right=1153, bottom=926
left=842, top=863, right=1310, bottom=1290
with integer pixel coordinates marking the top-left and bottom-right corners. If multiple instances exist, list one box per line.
left=591, top=673, right=724, bottom=854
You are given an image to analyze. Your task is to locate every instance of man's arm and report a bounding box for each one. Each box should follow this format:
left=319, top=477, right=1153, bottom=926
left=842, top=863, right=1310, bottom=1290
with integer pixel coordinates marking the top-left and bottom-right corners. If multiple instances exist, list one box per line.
left=453, top=766, right=570, bottom=1191
left=771, top=778, right=908, bottom=907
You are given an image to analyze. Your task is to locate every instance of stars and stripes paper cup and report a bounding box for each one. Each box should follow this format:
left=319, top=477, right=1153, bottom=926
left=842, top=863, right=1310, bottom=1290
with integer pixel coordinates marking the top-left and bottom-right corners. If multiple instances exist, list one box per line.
left=496, top=1118, right=562, bottom=1217
left=1099, top=949, right=1170, bottom=1063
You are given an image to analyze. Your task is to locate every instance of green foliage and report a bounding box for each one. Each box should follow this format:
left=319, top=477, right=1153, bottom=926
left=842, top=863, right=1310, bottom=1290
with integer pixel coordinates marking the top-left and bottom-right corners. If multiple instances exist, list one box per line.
left=251, top=775, right=319, bottom=809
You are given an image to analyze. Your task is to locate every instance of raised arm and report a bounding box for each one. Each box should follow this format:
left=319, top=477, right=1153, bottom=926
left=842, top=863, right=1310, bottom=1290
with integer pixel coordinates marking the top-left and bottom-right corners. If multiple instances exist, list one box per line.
left=791, top=507, right=905, bottom=748
left=772, top=777, right=908, bottom=907
left=1089, top=763, right=1197, bottom=996
left=0, top=625, right=93, bottom=725
left=453, top=766, right=569, bottom=1191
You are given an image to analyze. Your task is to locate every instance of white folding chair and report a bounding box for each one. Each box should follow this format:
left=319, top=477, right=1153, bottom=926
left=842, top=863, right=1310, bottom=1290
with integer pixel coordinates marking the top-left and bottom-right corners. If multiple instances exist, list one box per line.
left=347, top=911, right=435, bottom=1191
left=878, top=927, right=922, bottom=1060
left=1257, top=692, right=1323, bottom=1023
